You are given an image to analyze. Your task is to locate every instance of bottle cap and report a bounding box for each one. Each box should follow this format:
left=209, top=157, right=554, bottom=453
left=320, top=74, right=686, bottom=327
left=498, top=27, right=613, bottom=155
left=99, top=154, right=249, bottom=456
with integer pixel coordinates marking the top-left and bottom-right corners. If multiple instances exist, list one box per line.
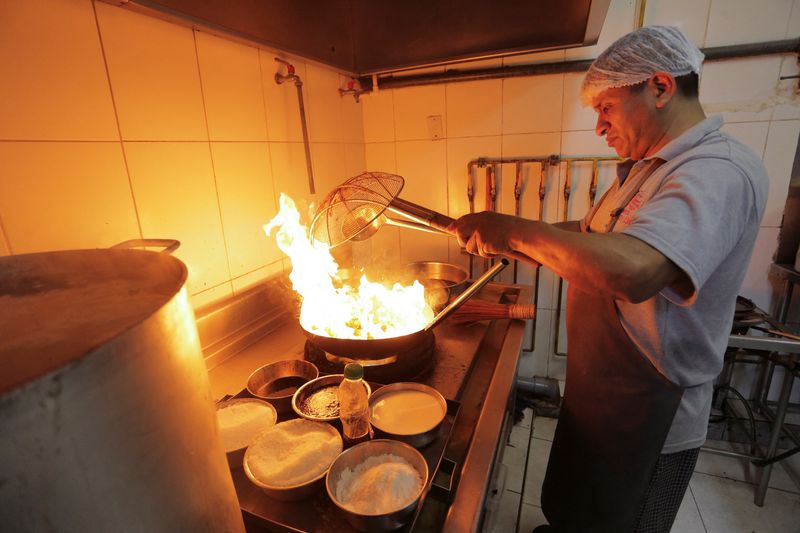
left=343, top=363, right=363, bottom=380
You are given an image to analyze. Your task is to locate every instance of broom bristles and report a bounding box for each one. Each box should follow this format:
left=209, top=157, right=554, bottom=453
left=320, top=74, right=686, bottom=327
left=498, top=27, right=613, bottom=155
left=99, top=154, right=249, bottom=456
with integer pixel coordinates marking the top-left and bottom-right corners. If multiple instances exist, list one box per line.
left=449, top=300, right=536, bottom=323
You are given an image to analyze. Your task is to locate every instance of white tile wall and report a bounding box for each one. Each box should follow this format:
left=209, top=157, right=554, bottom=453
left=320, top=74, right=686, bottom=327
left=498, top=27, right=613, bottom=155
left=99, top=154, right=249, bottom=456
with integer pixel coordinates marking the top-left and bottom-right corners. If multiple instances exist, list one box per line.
left=195, top=32, right=267, bottom=142
left=0, top=142, right=139, bottom=253
left=210, top=142, right=278, bottom=277
left=124, top=142, right=230, bottom=295
left=0, top=0, right=118, bottom=141
left=96, top=3, right=208, bottom=141
left=502, top=75, right=564, bottom=134
left=393, top=85, right=447, bottom=141
left=642, top=0, right=711, bottom=46
left=762, top=120, right=800, bottom=227
left=700, top=57, right=784, bottom=123
left=362, top=89, right=395, bottom=142
left=704, top=0, right=794, bottom=46
left=446, top=79, right=503, bottom=137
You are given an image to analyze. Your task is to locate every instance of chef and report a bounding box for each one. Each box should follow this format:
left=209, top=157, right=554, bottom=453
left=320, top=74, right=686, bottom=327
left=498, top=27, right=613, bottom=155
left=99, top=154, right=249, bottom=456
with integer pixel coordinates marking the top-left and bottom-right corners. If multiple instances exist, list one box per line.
left=449, top=26, right=768, bottom=532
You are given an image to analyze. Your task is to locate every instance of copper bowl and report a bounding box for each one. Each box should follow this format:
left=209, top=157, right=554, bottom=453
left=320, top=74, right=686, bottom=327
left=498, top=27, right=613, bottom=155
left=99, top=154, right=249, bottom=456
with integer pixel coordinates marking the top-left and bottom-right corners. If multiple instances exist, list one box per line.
left=246, top=359, right=319, bottom=413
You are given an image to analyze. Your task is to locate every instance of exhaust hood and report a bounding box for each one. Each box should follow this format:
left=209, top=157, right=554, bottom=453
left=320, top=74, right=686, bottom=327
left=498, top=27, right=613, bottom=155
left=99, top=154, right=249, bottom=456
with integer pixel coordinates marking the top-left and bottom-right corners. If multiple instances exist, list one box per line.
left=105, top=0, right=611, bottom=75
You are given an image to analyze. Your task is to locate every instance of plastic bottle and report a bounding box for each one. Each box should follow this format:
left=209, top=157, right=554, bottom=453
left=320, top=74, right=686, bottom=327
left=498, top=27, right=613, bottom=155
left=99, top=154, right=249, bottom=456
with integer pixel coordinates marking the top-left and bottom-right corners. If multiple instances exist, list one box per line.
left=339, top=363, right=371, bottom=444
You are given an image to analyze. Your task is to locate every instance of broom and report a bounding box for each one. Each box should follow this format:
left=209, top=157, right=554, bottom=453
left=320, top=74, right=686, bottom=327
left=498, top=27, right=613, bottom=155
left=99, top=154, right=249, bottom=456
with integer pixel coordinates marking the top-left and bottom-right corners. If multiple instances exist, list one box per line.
left=449, top=300, right=536, bottom=324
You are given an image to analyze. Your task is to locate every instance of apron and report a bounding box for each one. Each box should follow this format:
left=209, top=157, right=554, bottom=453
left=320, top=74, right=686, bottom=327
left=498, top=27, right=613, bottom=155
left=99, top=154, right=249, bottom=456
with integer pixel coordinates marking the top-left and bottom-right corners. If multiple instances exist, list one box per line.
left=540, top=160, right=683, bottom=533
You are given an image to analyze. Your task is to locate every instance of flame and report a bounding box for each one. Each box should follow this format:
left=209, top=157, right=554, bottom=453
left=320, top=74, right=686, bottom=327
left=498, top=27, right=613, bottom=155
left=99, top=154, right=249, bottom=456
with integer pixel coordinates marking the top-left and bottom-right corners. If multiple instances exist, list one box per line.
left=264, top=194, right=434, bottom=339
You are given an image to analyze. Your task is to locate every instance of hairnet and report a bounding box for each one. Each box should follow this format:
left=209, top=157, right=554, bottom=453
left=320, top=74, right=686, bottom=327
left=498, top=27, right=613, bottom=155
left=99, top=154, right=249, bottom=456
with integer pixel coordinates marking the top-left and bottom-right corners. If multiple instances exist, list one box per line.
left=580, top=26, right=704, bottom=106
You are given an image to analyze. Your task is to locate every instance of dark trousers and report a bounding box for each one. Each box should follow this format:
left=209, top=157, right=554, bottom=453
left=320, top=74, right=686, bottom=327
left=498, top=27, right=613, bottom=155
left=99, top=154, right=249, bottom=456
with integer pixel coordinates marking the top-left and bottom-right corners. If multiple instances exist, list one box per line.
left=633, top=447, right=700, bottom=533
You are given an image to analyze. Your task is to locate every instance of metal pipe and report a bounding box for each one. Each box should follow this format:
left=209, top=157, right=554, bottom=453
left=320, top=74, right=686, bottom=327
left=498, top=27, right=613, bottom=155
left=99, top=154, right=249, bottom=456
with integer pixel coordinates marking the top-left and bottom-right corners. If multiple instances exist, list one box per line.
left=354, top=39, right=800, bottom=93
left=553, top=161, right=572, bottom=356
left=516, top=376, right=560, bottom=399
left=755, top=367, right=796, bottom=505
left=467, top=160, right=477, bottom=279
left=274, top=58, right=316, bottom=195
left=484, top=165, right=494, bottom=273
left=513, top=162, right=523, bottom=283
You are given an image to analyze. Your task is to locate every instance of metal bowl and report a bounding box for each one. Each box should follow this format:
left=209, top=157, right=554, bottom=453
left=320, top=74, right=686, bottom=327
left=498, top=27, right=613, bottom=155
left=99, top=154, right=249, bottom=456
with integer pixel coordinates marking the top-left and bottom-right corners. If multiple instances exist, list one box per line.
left=244, top=419, right=343, bottom=501
left=215, top=398, right=277, bottom=469
left=405, top=261, right=468, bottom=293
left=405, top=261, right=469, bottom=312
left=368, top=382, right=447, bottom=448
left=246, top=359, right=319, bottom=413
left=292, top=374, right=372, bottom=422
left=326, top=439, right=429, bottom=531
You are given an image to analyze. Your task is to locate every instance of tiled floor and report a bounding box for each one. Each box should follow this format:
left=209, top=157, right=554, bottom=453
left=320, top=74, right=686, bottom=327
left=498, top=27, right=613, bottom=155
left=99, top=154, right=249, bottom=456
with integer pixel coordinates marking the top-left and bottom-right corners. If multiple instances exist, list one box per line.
left=487, top=409, right=800, bottom=533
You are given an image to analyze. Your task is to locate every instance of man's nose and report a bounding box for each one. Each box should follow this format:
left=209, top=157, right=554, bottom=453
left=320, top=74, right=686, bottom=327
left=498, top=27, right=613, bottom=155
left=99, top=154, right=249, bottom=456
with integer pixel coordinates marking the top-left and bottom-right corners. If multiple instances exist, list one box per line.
left=595, top=115, right=608, bottom=136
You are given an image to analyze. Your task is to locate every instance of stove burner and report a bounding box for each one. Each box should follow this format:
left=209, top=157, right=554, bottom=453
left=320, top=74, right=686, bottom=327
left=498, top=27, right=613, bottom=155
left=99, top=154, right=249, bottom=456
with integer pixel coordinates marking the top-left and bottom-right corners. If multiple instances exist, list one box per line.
left=303, top=331, right=436, bottom=383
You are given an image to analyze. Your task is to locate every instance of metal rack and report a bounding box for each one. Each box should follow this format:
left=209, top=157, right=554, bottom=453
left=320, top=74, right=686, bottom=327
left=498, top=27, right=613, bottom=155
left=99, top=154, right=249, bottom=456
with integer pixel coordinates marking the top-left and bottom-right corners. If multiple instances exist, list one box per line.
left=703, top=274, right=800, bottom=506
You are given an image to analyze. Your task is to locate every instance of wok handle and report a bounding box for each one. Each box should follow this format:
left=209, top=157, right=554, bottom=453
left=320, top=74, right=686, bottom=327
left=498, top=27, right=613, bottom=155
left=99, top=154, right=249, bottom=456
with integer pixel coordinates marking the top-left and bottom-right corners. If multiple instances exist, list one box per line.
left=390, top=197, right=539, bottom=266
left=425, top=259, right=508, bottom=331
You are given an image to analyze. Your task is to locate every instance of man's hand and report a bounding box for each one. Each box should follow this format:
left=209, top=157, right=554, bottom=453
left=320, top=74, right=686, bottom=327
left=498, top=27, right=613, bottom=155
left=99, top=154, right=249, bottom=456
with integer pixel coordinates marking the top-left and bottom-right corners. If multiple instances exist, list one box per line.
left=448, top=211, right=522, bottom=258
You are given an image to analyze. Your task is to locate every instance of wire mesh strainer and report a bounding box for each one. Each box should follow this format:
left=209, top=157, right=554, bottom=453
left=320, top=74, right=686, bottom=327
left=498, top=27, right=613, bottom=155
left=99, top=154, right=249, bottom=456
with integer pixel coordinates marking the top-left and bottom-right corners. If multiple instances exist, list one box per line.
left=310, top=172, right=451, bottom=248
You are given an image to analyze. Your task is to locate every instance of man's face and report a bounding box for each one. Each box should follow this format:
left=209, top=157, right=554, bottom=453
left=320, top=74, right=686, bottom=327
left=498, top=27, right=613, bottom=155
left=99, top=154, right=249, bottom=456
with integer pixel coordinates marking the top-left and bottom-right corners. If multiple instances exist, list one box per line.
left=592, top=85, right=657, bottom=160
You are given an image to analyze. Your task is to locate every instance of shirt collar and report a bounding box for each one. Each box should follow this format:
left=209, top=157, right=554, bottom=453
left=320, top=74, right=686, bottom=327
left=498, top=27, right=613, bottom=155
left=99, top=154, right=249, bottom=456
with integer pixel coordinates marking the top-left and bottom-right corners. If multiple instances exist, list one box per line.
left=648, top=115, right=724, bottom=162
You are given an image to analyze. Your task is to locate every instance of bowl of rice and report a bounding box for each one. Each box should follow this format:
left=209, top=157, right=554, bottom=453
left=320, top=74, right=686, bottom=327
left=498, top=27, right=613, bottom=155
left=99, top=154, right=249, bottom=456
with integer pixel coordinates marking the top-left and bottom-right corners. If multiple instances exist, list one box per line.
left=244, top=418, right=342, bottom=501
left=326, top=439, right=428, bottom=531
left=215, top=398, right=277, bottom=469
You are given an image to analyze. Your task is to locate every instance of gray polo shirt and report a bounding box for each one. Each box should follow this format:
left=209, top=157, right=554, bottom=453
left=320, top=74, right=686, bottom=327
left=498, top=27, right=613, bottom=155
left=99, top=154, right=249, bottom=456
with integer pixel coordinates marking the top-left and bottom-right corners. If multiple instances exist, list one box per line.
left=581, top=115, right=768, bottom=453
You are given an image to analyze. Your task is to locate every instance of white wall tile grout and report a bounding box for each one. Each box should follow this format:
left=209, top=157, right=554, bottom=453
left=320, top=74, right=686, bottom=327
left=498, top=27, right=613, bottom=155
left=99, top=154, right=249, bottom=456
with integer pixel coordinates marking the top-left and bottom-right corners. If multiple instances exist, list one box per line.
left=192, top=29, right=234, bottom=288
left=92, top=0, right=144, bottom=243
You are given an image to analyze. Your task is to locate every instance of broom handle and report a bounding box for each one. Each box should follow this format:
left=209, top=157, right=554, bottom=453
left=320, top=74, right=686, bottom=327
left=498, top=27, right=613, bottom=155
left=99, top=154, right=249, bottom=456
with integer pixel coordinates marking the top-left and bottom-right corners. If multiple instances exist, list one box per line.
left=389, top=197, right=539, bottom=266
left=452, top=302, right=536, bottom=320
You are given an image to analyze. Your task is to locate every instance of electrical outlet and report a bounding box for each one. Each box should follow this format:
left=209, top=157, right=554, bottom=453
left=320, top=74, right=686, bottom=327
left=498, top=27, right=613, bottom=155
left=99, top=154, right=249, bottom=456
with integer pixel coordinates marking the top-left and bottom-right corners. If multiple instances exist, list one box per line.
left=427, top=115, right=443, bottom=140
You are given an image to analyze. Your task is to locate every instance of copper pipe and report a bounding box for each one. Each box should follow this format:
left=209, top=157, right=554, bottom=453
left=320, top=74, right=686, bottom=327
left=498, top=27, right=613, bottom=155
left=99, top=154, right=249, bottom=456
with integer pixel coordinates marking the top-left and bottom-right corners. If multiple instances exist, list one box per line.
left=513, top=162, right=523, bottom=283
left=589, top=159, right=599, bottom=208
left=553, top=161, right=572, bottom=356
left=483, top=164, right=494, bottom=272
left=466, top=160, right=477, bottom=279
left=527, top=160, right=549, bottom=353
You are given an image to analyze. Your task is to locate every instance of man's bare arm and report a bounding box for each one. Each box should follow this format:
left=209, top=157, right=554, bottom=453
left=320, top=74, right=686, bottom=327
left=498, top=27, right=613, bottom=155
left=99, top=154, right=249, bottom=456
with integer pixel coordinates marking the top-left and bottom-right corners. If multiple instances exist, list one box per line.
left=450, top=213, right=684, bottom=303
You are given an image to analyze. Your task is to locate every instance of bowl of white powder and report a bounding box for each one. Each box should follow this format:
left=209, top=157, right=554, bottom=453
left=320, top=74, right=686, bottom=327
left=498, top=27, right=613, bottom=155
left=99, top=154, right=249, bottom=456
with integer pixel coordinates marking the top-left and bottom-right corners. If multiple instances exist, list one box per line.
left=244, top=418, right=343, bottom=501
left=215, top=398, right=277, bottom=469
left=326, top=439, right=428, bottom=531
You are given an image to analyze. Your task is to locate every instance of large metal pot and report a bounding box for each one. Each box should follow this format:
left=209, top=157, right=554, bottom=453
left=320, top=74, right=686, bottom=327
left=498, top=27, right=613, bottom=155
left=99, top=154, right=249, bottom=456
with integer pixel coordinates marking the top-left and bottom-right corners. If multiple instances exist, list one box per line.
left=302, top=259, right=507, bottom=358
left=0, top=243, right=244, bottom=533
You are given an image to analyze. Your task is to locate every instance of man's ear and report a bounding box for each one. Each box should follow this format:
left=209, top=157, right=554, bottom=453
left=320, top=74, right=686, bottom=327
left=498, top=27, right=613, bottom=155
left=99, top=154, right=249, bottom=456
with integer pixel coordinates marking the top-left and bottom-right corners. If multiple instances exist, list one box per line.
left=648, top=71, right=676, bottom=109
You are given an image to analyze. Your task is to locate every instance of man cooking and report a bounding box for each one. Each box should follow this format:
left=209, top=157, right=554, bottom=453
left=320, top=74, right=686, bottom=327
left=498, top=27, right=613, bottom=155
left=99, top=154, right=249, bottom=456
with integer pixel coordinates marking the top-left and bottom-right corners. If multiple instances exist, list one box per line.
left=449, top=26, right=768, bottom=532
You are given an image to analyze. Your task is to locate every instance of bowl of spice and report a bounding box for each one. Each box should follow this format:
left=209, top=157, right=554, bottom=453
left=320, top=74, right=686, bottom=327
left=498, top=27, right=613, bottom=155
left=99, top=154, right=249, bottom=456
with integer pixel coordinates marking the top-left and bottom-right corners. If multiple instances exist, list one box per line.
left=292, top=374, right=372, bottom=422
left=215, top=398, right=277, bottom=469
left=326, top=439, right=428, bottom=531
left=247, top=359, right=319, bottom=413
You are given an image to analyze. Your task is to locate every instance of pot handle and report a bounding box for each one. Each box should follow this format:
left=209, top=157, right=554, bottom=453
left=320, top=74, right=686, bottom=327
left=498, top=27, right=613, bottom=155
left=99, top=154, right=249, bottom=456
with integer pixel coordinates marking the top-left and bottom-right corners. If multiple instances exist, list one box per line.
left=111, top=239, right=181, bottom=255
left=424, top=259, right=508, bottom=331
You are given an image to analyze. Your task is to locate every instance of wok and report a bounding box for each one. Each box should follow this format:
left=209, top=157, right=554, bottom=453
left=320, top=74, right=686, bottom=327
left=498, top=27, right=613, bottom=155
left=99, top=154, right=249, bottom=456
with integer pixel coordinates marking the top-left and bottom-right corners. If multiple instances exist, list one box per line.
left=301, top=259, right=508, bottom=358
